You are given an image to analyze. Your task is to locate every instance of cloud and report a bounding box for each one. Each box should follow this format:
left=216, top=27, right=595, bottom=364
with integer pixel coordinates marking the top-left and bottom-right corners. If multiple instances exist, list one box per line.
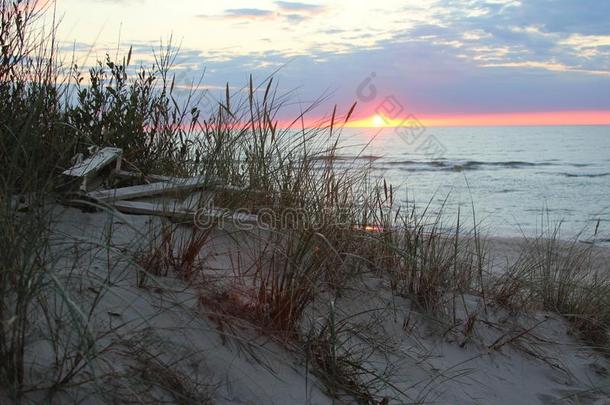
left=480, top=61, right=610, bottom=76
left=561, top=34, right=610, bottom=49
left=283, top=14, right=308, bottom=23
left=158, top=29, right=608, bottom=119
left=197, top=8, right=275, bottom=21
left=393, top=0, right=610, bottom=77
left=320, top=28, right=347, bottom=35
left=191, top=0, right=610, bottom=91
left=198, top=3, right=326, bottom=23
left=274, top=1, right=326, bottom=14
left=63, top=0, right=610, bottom=118
left=223, top=8, right=275, bottom=19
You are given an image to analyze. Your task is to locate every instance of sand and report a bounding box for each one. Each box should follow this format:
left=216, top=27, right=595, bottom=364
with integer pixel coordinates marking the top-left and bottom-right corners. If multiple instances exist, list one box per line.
left=19, top=203, right=610, bottom=404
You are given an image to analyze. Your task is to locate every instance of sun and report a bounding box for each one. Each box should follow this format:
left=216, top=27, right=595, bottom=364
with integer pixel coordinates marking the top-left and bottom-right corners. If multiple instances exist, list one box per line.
left=371, top=114, right=385, bottom=127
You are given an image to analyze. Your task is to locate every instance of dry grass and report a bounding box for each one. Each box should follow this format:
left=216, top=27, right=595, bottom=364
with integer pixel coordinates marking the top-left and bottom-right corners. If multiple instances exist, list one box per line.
left=0, top=204, right=51, bottom=393
left=369, top=200, right=484, bottom=316
left=136, top=220, right=213, bottom=287
left=113, top=332, right=217, bottom=405
left=197, top=228, right=340, bottom=342
left=303, top=301, right=411, bottom=404
left=491, top=221, right=610, bottom=349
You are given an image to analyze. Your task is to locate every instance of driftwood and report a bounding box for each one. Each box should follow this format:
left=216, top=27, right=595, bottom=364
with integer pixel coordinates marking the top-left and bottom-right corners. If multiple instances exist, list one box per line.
left=112, top=200, right=259, bottom=225
left=61, top=147, right=261, bottom=226
left=62, top=147, right=122, bottom=191
left=112, top=169, right=247, bottom=193
left=182, top=190, right=215, bottom=211
left=112, top=169, right=202, bottom=184
left=86, top=177, right=209, bottom=203
left=112, top=200, right=193, bottom=220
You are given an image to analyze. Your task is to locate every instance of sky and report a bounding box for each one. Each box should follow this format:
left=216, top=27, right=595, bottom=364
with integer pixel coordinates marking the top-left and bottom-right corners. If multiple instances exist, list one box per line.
left=51, top=0, right=610, bottom=126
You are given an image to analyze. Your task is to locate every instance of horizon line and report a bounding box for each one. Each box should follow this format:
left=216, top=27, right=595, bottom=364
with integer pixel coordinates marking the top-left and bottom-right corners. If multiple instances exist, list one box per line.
left=341, top=110, right=610, bottom=128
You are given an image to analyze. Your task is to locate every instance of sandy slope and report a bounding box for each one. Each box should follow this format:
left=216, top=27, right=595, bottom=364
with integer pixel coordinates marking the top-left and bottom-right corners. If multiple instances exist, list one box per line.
left=22, top=204, right=610, bottom=404
left=485, top=235, right=610, bottom=275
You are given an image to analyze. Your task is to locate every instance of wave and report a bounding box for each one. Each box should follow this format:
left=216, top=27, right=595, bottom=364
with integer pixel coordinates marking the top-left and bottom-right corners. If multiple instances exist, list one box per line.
left=310, top=154, right=382, bottom=162
left=380, top=159, right=556, bottom=172
left=560, top=172, right=610, bottom=178
left=309, top=156, right=599, bottom=174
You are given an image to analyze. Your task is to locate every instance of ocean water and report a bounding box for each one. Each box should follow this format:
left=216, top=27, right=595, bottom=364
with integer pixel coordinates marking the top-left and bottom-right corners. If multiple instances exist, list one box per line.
left=338, top=125, right=610, bottom=241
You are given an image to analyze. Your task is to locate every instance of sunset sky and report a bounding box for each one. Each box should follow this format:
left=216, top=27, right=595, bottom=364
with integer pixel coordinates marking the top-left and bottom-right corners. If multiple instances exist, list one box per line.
left=52, top=0, right=610, bottom=126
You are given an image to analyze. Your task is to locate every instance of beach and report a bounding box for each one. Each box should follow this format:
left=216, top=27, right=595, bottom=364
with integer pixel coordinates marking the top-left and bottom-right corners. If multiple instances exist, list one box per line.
left=14, top=202, right=607, bottom=404
left=2, top=1, right=610, bottom=402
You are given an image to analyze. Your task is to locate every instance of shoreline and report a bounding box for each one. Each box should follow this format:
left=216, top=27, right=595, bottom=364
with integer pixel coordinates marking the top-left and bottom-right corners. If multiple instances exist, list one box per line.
left=486, top=235, right=610, bottom=273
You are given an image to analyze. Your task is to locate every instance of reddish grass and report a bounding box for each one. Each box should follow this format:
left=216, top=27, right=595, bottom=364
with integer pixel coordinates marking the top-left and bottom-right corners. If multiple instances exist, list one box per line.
left=137, top=223, right=213, bottom=287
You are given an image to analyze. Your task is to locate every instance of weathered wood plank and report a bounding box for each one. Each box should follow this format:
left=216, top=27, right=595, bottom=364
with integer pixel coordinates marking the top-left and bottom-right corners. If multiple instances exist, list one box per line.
left=113, top=169, right=266, bottom=195
left=111, top=200, right=259, bottom=225
left=62, top=147, right=123, bottom=178
left=87, top=177, right=209, bottom=203
left=182, top=190, right=215, bottom=211
left=113, top=169, right=178, bottom=183
left=112, top=200, right=191, bottom=219
left=113, top=169, right=226, bottom=185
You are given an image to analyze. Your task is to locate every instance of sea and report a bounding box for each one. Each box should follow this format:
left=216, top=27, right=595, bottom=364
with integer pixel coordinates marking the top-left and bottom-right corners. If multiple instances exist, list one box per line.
left=337, top=125, right=610, bottom=242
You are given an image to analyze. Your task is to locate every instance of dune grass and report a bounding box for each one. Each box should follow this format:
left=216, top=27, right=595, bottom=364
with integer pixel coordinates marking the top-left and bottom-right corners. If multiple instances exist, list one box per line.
left=491, top=220, right=610, bottom=348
